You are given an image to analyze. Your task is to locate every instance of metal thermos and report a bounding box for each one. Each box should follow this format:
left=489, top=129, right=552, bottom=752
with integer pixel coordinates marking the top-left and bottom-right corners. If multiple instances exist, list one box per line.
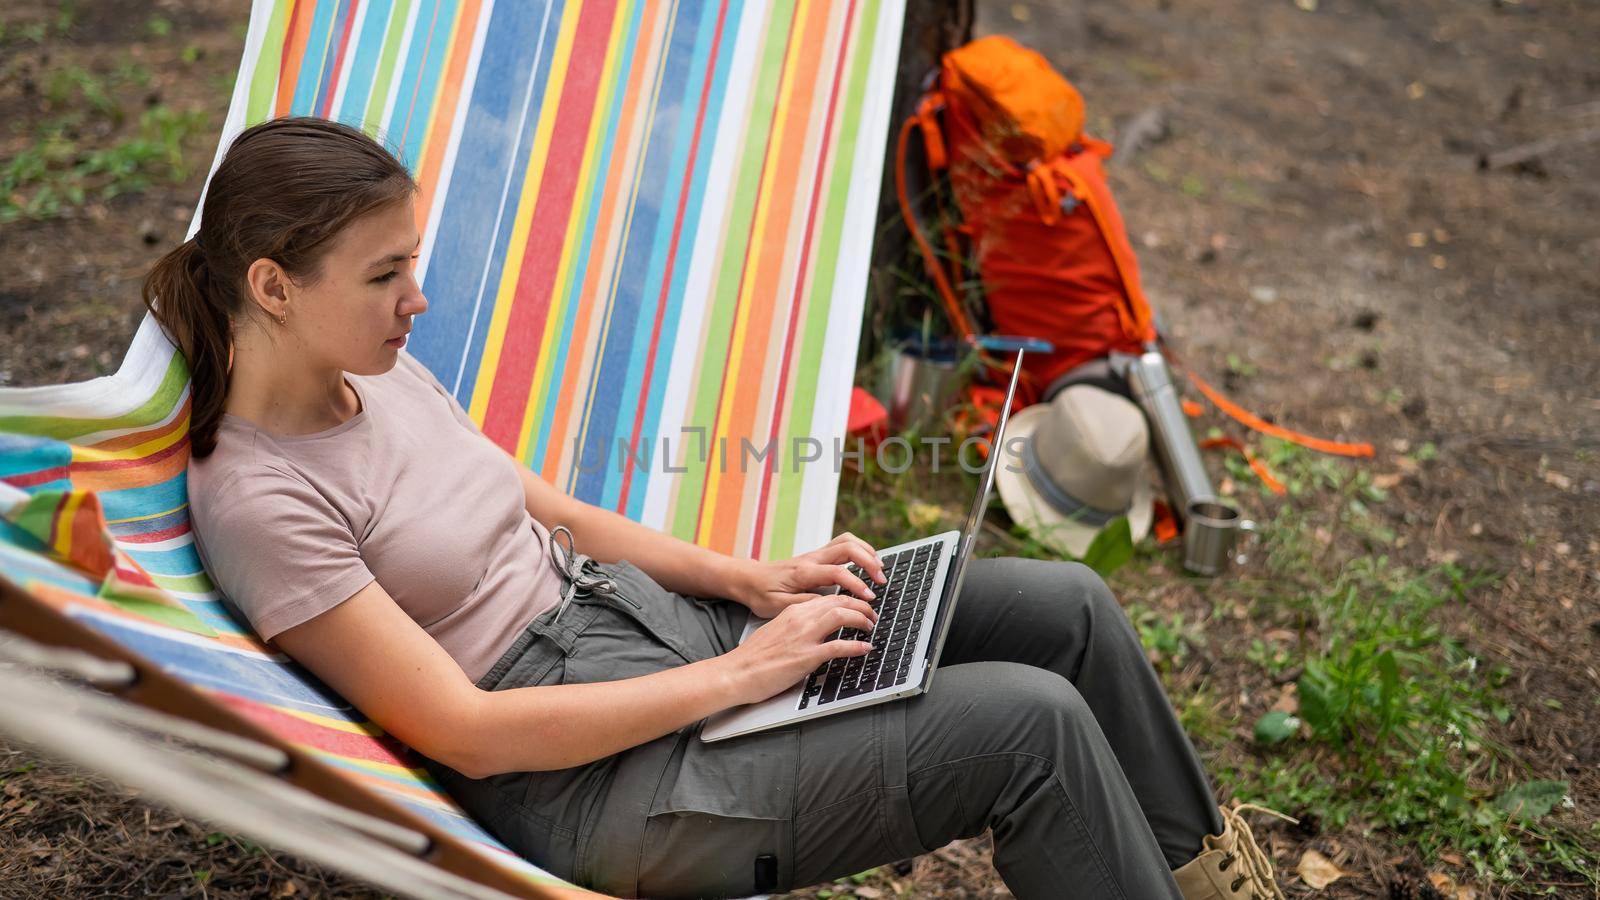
left=1122, top=350, right=1217, bottom=524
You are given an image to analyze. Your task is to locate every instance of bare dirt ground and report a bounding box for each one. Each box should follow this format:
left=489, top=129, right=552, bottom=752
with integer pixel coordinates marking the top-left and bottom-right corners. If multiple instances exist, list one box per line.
left=2, top=0, right=1597, bottom=898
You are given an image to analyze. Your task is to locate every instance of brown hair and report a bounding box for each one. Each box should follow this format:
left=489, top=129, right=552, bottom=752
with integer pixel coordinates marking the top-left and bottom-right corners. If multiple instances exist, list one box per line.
left=143, top=117, right=418, bottom=458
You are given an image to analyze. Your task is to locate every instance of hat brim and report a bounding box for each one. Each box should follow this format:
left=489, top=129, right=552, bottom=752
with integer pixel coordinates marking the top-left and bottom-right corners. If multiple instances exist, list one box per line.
left=993, top=404, right=1155, bottom=560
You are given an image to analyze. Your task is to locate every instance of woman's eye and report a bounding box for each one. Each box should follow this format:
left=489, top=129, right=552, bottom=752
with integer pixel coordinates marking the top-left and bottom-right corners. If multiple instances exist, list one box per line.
left=372, top=254, right=418, bottom=284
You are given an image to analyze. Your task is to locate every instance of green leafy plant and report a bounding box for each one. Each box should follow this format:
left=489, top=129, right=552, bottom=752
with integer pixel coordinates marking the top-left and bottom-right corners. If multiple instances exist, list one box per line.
left=1252, top=710, right=1299, bottom=745
left=1, top=106, right=207, bottom=222
left=1080, top=516, right=1133, bottom=577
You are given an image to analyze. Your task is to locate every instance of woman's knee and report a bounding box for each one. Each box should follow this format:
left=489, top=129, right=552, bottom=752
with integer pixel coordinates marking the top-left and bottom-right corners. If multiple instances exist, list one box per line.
left=914, top=662, right=1098, bottom=761
left=1054, top=560, right=1118, bottom=616
left=1014, top=559, right=1133, bottom=648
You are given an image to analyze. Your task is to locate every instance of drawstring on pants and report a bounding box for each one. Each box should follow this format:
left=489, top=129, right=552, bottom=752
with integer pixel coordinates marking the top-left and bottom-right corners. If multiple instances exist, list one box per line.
left=548, top=525, right=620, bottom=623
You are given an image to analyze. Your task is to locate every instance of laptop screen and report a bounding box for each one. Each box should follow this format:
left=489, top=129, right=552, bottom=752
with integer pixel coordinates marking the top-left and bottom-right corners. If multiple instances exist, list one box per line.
left=924, top=349, right=1025, bottom=671
left=955, top=349, right=1024, bottom=563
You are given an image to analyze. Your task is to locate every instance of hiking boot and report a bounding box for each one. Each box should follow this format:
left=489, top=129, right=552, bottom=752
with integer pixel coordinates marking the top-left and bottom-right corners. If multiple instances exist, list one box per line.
left=1172, top=802, right=1295, bottom=900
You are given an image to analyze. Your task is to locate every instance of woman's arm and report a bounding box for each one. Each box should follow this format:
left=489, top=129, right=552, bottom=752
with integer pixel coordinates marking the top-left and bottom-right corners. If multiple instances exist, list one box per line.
left=514, top=464, right=751, bottom=599
left=272, top=577, right=875, bottom=779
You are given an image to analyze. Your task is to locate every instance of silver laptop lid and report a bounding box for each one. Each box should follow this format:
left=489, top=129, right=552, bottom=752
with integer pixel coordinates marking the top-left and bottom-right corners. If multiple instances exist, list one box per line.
left=923, top=349, right=1025, bottom=674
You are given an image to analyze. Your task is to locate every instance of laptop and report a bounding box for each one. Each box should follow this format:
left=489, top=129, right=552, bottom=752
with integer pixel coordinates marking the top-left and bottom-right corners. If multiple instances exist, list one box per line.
left=701, top=350, right=1026, bottom=742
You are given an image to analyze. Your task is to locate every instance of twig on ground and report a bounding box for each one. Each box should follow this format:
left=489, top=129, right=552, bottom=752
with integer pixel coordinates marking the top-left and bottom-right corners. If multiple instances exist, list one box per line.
left=1478, top=126, right=1600, bottom=170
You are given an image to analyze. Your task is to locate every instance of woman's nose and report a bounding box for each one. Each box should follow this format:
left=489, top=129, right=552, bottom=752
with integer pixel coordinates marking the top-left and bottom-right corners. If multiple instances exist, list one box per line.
left=400, top=280, right=429, bottom=316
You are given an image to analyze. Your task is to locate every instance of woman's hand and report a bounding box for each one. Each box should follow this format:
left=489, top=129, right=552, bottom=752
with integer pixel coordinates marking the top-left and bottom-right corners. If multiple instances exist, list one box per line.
left=726, top=532, right=889, bottom=619
left=719, top=594, right=878, bottom=705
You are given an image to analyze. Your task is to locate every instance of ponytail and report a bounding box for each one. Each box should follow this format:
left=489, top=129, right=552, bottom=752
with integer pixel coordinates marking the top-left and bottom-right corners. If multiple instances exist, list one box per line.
left=142, top=237, right=232, bottom=458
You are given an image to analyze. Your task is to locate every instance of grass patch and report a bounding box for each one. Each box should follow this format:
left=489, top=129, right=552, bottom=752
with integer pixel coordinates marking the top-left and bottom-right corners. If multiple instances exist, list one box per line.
left=2, top=105, right=207, bottom=223
left=1203, top=444, right=1594, bottom=891
left=838, top=381, right=1594, bottom=891
left=0, top=29, right=207, bottom=223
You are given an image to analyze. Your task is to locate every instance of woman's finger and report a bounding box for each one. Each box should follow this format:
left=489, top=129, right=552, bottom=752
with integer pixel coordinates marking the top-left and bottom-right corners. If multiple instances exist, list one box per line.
left=836, top=595, right=878, bottom=626
left=805, top=561, right=875, bottom=601
left=819, top=605, right=875, bottom=637
left=820, top=637, right=873, bottom=660
left=829, top=532, right=884, bottom=575
left=812, top=594, right=877, bottom=629
left=817, top=542, right=887, bottom=586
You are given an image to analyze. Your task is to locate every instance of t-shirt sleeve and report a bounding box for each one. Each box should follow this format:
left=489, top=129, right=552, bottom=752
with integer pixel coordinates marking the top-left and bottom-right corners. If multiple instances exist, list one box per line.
left=193, top=467, right=378, bottom=643
left=397, top=350, right=488, bottom=438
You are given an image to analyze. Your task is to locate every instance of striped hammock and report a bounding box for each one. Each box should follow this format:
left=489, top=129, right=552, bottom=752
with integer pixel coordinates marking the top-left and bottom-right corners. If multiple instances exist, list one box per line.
left=0, top=0, right=907, bottom=892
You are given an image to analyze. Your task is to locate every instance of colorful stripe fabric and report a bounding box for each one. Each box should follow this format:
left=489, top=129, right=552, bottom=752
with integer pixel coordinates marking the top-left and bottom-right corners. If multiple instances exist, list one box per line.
left=212, top=0, right=907, bottom=560
left=1, top=0, right=906, bottom=892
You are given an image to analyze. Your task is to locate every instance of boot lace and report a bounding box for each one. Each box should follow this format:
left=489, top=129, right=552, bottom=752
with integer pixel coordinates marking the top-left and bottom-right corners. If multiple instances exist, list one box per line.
left=1218, top=801, right=1295, bottom=900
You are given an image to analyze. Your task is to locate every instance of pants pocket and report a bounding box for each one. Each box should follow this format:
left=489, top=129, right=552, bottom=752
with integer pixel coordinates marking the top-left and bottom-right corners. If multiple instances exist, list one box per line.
left=638, top=810, right=789, bottom=898
left=633, top=725, right=800, bottom=898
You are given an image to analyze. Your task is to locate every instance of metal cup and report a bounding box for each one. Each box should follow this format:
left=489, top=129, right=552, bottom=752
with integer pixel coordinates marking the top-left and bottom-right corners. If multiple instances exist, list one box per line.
left=1182, top=499, right=1259, bottom=577
left=880, top=348, right=965, bottom=433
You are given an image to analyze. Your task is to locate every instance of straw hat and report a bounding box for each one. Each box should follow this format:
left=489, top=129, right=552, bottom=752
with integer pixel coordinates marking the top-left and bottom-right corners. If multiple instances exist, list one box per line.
left=994, top=385, right=1155, bottom=558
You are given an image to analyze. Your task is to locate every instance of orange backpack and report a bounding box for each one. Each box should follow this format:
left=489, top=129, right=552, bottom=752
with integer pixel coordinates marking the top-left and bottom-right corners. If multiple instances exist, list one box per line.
left=898, top=36, right=1373, bottom=465
left=897, top=35, right=1155, bottom=405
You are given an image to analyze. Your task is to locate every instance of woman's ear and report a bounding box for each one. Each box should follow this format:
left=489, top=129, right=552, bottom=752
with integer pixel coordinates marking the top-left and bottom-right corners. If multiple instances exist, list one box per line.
left=244, top=258, right=292, bottom=322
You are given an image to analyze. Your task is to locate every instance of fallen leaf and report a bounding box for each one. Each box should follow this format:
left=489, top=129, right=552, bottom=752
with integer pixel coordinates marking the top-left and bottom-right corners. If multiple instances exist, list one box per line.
left=1297, top=848, right=1347, bottom=889
left=1373, top=472, right=1403, bottom=490
left=1270, top=682, right=1300, bottom=714
left=1542, top=470, right=1572, bottom=490
left=1428, top=871, right=1477, bottom=899
left=1427, top=548, right=1461, bottom=566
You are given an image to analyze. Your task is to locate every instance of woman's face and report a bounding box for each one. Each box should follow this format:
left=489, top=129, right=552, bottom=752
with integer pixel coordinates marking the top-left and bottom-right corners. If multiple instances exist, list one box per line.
left=282, top=197, right=428, bottom=376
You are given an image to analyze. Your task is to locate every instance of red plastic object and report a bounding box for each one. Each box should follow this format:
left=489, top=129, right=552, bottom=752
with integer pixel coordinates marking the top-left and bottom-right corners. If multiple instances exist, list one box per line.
left=846, top=387, right=887, bottom=434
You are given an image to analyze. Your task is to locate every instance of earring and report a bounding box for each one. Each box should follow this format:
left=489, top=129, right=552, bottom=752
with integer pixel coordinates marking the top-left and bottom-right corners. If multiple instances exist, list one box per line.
left=275, top=312, right=287, bottom=326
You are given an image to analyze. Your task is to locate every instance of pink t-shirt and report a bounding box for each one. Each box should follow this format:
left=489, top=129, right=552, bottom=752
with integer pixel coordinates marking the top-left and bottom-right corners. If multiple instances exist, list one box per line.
left=187, top=351, right=564, bottom=682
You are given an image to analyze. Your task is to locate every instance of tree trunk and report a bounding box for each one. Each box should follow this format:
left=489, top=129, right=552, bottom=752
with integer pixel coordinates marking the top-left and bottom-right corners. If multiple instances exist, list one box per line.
left=860, top=0, right=974, bottom=375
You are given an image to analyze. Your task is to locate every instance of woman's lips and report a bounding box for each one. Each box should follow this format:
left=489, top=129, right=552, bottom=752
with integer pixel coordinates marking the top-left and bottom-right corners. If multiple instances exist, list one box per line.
left=385, top=334, right=407, bottom=348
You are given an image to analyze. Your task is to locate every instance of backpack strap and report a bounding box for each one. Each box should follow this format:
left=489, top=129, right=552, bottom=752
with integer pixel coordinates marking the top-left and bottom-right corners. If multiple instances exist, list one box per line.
left=1160, top=342, right=1376, bottom=458
left=914, top=95, right=948, bottom=171
left=896, top=101, right=976, bottom=341
left=896, top=100, right=1044, bottom=406
left=1185, top=368, right=1375, bottom=458
left=1046, top=139, right=1156, bottom=345
left=1199, top=435, right=1288, bottom=496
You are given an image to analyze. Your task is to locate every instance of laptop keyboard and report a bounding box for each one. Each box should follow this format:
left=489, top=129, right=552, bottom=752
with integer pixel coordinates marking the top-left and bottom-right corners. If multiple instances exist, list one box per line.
left=798, top=543, right=938, bottom=709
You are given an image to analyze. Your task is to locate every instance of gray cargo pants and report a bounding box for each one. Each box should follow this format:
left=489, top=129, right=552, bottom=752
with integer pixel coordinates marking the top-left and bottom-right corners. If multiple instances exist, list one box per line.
left=421, top=554, right=1224, bottom=899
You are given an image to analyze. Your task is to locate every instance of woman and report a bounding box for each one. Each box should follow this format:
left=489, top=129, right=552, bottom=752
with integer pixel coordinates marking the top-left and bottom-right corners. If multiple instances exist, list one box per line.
left=154, top=117, right=1283, bottom=900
